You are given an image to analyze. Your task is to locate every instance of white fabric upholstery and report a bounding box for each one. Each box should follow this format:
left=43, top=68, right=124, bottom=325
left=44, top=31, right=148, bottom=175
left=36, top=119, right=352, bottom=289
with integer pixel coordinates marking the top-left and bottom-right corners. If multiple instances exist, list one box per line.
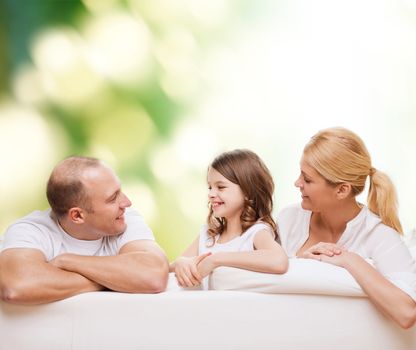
left=1, top=259, right=416, bottom=349
left=1, top=239, right=415, bottom=349
left=209, top=258, right=366, bottom=296
left=1, top=290, right=415, bottom=350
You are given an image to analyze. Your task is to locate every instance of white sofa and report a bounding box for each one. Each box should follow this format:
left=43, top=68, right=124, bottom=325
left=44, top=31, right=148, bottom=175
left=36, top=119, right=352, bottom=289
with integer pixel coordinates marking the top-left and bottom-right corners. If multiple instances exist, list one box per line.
left=1, top=259, right=415, bottom=350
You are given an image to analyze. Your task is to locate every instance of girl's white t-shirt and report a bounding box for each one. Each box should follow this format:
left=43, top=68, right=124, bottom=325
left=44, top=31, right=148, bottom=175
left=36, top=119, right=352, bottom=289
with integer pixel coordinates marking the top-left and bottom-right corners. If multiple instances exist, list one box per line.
left=197, top=222, right=274, bottom=289
left=198, top=222, right=273, bottom=254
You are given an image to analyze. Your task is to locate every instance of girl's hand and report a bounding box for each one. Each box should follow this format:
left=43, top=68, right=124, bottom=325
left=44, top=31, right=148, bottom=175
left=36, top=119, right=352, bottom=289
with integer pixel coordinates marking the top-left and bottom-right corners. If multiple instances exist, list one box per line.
left=299, top=242, right=344, bottom=260
left=174, top=253, right=211, bottom=287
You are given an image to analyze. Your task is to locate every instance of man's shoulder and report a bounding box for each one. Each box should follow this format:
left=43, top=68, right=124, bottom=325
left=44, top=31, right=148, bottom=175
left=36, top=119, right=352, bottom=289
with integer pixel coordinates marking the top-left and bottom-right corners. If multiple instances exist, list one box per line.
left=2, top=209, right=59, bottom=256
left=123, top=207, right=150, bottom=229
left=117, top=207, right=154, bottom=243
left=6, top=209, right=57, bottom=233
left=124, top=207, right=144, bottom=220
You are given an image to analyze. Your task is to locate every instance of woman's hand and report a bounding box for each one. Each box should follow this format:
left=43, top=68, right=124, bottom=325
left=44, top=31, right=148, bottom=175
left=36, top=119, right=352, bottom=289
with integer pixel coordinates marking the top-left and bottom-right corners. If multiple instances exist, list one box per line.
left=299, top=242, right=361, bottom=268
left=173, top=253, right=211, bottom=287
left=298, top=242, right=343, bottom=260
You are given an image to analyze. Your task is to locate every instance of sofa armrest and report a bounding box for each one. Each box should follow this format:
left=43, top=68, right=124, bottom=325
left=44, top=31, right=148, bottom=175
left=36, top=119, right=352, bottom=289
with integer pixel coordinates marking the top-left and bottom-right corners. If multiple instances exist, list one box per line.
left=209, top=258, right=366, bottom=297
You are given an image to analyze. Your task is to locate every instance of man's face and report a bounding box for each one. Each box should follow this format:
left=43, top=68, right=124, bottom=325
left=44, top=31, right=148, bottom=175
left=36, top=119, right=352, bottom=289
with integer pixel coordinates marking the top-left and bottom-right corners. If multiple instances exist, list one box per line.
left=80, top=165, right=132, bottom=238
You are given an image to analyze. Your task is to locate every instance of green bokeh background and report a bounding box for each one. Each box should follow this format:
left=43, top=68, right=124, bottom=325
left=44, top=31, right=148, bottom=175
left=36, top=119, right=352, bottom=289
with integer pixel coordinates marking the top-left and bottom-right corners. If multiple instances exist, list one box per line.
left=1, top=0, right=416, bottom=259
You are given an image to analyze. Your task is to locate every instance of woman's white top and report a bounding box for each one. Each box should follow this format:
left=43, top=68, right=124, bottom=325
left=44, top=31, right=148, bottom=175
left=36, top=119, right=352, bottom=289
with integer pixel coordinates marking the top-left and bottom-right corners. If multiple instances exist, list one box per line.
left=277, top=203, right=416, bottom=300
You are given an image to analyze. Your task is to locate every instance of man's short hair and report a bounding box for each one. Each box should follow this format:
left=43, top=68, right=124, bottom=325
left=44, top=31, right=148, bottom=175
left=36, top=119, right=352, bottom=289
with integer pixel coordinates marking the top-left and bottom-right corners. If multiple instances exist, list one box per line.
left=46, top=156, right=101, bottom=217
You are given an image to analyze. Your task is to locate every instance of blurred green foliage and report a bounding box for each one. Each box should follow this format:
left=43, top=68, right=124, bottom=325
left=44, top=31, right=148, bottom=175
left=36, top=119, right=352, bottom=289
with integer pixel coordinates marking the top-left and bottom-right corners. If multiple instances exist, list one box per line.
left=0, top=0, right=275, bottom=260
left=1, top=0, right=415, bottom=260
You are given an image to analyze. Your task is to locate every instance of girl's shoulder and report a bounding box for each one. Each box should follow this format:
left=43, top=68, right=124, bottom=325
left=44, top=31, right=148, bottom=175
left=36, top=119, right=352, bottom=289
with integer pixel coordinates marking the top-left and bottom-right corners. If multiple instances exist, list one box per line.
left=198, top=224, right=210, bottom=238
left=198, top=224, right=217, bottom=247
left=245, top=221, right=275, bottom=238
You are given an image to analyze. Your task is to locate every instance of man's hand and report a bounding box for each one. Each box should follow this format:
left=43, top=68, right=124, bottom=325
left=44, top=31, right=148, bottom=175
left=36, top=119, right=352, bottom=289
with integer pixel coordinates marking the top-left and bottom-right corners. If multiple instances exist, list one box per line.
left=50, top=253, right=75, bottom=270
left=46, top=241, right=169, bottom=293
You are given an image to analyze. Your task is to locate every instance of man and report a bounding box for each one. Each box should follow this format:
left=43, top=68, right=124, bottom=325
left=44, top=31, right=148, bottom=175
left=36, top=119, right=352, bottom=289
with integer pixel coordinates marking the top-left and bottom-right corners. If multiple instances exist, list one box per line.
left=0, top=156, right=169, bottom=305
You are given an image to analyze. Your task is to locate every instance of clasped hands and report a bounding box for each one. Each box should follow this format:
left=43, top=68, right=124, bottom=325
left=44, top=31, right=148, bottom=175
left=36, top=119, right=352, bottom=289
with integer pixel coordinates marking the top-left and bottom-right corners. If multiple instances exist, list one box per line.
left=298, top=242, right=355, bottom=267
left=174, top=243, right=357, bottom=287
left=174, top=252, right=217, bottom=288
left=49, top=253, right=105, bottom=291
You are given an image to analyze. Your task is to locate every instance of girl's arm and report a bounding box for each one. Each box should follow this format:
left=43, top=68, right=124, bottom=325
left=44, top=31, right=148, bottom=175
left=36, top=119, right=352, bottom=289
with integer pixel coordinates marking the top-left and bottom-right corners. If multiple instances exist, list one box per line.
left=197, top=229, right=288, bottom=277
left=169, top=236, right=211, bottom=287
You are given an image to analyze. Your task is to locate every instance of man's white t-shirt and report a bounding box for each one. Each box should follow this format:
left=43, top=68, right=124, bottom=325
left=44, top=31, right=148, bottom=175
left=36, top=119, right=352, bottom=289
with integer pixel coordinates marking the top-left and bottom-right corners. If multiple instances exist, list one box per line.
left=1, top=208, right=154, bottom=261
left=277, top=203, right=416, bottom=300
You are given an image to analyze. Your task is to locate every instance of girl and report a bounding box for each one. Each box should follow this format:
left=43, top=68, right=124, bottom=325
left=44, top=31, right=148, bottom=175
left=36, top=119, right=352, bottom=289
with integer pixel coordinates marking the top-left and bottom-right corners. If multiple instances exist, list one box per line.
left=170, top=149, right=288, bottom=288
left=278, top=127, right=416, bottom=329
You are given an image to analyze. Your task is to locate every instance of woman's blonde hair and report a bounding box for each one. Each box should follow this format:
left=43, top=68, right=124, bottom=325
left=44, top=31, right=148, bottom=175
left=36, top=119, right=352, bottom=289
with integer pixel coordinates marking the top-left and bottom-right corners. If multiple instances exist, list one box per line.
left=206, top=149, right=277, bottom=242
left=303, top=127, right=403, bottom=234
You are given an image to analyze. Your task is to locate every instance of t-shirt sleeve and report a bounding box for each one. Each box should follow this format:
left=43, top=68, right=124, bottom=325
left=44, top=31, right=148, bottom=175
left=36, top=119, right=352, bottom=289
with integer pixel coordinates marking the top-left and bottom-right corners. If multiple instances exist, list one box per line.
left=369, top=227, right=416, bottom=301
left=198, top=225, right=212, bottom=254
left=116, top=208, right=155, bottom=252
left=251, top=223, right=276, bottom=241
left=1, top=222, right=53, bottom=260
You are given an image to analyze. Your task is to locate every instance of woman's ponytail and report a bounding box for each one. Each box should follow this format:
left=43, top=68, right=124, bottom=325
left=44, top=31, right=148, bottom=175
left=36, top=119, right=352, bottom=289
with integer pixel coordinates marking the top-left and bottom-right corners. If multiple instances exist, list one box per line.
left=367, top=168, right=403, bottom=234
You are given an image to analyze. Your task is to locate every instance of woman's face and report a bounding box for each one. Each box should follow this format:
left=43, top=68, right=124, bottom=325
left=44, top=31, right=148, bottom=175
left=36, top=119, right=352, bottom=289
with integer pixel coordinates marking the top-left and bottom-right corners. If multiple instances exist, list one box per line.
left=294, top=157, right=339, bottom=212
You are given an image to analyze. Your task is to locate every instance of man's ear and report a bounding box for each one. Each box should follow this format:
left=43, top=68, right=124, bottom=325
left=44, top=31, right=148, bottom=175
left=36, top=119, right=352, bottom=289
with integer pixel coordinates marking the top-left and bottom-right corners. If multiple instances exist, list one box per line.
left=68, top=207, right=85, bottom=223
left=336, top=183, right=352, bottom=199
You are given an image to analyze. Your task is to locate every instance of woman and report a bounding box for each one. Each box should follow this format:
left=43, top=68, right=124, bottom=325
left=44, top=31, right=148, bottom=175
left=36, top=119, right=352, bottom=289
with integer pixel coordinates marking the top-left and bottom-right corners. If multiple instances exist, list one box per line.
left=277, top=127, right=416, bottom=328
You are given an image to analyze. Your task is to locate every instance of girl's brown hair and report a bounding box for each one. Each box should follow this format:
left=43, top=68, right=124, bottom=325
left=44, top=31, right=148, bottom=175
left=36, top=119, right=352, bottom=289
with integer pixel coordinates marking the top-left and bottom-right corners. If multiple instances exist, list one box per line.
left=207, top=149, right=277, bottom=241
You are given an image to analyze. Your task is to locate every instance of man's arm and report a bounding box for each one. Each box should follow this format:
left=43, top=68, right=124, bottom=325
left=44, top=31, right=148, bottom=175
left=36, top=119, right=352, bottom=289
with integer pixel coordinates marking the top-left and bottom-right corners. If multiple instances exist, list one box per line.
left=51, top=240, right=169, bottom=293
left=0, top=248, right=104, bottom=305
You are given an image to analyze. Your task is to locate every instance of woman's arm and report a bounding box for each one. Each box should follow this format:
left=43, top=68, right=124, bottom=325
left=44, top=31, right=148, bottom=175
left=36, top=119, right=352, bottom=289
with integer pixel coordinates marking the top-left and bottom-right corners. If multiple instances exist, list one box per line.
left=343, top=253, right=416, bottom=329
left=304, top=245, right=416, bottom=329
left=197, top=229, right=289, bottom=278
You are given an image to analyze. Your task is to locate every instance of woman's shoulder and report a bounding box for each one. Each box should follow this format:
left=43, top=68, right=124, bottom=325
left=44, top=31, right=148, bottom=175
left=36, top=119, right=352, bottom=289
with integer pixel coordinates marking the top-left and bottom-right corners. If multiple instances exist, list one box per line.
left=350, top=206, right=405, bottom=253
left=360, top=206, right=399, bottom=236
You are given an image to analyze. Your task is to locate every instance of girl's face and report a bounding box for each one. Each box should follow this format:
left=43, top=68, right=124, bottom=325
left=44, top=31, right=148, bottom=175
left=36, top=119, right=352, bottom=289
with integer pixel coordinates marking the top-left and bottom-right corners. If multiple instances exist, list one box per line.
left=207, top=167, right=245, bottom=220
left=294, top=157, right=339, bottom=212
